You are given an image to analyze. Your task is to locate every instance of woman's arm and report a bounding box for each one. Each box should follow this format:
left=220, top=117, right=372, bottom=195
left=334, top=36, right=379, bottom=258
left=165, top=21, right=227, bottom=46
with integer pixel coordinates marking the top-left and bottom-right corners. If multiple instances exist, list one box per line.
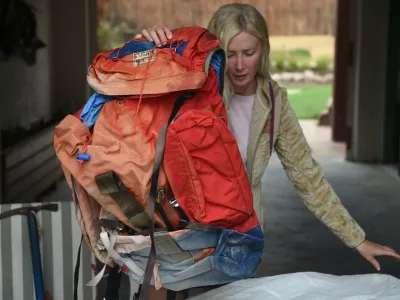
left=274, top=88, right=400, bottom=270
left=273, top=88, right=365, bottom=248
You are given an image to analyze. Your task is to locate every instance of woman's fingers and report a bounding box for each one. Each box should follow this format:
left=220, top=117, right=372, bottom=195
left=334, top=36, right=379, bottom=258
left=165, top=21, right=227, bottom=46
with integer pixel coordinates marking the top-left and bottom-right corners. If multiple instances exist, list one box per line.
left=149, top=26, right=162, bottom=45
left=359, top=242, right=400, bottom=271
left=155, top=26, right=170, bottom=45
left=141, top=25, right=173, bottom=46
left=380, top=246, right=400, bottom=261
left=164, top=26, right=173, bottom=39
left=141, top=28, right=152, bottom=41
left=367, top=256, right=381, bottom=271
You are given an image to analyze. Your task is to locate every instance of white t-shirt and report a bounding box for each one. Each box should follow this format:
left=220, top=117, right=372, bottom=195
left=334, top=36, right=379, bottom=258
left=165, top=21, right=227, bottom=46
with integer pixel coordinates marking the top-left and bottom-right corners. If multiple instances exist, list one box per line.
left=227, top=93, right=255, bottom=170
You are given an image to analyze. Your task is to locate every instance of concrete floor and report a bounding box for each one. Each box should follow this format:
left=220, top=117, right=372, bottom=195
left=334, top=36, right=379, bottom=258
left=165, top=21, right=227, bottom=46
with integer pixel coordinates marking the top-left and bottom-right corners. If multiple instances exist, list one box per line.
left=258, top=120, right=400, bottom=279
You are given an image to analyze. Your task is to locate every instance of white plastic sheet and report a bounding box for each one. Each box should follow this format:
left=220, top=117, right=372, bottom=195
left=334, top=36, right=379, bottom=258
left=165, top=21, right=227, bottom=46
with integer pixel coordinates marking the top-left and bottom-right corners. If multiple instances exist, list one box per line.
left=188, top=272, right=400, bottom=300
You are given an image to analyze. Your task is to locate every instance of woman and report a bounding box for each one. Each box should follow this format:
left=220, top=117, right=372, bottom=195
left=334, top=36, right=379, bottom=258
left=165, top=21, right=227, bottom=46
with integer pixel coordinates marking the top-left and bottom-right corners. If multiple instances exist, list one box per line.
left=141, top=0, right=399, bottom=281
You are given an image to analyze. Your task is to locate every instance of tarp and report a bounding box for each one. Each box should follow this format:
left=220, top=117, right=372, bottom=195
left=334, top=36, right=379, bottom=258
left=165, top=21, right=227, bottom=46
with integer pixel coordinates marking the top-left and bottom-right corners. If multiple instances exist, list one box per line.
left=188, top=272, right=400, bottom=300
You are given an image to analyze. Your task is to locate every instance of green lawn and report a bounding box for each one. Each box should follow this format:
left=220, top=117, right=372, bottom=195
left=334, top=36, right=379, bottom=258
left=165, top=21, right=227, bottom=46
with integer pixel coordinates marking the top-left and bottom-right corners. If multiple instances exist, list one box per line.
left=286, top=84, right=332, bottom=119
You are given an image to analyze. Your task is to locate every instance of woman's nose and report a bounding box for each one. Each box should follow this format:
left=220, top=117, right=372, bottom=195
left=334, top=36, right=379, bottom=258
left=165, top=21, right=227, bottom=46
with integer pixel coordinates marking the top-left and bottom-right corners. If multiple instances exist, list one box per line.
left=235, top=57, right=244, bottom=71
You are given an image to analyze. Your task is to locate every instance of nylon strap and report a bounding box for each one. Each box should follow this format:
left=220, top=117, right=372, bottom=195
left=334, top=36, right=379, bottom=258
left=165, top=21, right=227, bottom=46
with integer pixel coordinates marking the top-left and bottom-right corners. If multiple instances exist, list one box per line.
left=154, top=232, right=191, bottom=263
left=185, top=222, right=222, bottom=234
left=139, top=94, right=190, bottom=300
left=95, top=171, right=150, bottom=230
left=72, top=177, right=84, bottom=300
left=167, top=289, right=177, bottom=300
left=73, top=235, right=84, bottom=300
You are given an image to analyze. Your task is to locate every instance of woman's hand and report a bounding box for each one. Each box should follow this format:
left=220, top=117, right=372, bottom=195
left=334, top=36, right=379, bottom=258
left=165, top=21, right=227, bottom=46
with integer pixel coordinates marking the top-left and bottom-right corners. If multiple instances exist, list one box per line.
left=355, top=240, right=400, bottom=271
left=141, top=25, right=173, bottom=46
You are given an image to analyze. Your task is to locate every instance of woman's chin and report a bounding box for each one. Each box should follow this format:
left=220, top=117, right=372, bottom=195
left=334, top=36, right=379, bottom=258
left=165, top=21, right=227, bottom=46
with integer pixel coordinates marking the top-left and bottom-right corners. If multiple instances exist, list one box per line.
left=231, top=79, right=256, bottom=95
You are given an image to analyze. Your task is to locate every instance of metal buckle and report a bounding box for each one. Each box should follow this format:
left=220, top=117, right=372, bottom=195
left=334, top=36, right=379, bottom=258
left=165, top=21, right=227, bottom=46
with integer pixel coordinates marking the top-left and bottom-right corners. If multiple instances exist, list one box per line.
left=168, top=197, right=179, bottom=208
left=98, top=219, right=124, bottom=231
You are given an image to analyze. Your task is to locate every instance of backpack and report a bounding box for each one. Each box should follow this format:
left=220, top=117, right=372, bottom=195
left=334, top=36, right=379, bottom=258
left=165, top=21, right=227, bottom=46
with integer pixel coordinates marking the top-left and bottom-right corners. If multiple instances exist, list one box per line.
left=54, top=26, right=264, bottom=300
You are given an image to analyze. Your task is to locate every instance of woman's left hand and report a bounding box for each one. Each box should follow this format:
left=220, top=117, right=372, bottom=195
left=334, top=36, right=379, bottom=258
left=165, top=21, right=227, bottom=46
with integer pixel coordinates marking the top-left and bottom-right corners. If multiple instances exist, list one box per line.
left=355, top=240, right=400, bottom=271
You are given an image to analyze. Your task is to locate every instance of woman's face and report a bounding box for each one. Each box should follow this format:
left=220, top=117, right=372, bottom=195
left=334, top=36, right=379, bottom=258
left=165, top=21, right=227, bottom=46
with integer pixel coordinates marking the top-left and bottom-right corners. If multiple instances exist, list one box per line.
left=226, top=31, right=266, bottom=95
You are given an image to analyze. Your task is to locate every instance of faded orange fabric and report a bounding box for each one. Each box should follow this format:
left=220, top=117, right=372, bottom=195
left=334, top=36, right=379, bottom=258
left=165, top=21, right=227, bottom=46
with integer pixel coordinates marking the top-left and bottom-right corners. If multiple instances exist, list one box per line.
left=88, top=26, right=220, bottom=96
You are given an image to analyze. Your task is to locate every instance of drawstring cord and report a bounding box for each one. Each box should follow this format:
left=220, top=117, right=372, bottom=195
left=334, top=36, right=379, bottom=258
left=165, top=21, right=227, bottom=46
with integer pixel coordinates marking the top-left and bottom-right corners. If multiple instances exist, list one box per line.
left=110, top=38, right=183, bottom=132
left=77, top=118, right=92, bottom=165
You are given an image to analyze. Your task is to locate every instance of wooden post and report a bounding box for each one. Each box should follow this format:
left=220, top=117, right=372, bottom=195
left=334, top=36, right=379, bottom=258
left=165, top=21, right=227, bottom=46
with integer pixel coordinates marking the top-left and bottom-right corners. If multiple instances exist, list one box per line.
left=332, top=0, right=350, bottom=142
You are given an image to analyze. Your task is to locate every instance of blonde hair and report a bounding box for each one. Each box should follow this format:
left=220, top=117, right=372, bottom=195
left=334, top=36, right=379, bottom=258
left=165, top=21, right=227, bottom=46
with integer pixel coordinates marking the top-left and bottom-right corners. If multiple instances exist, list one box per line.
left=207, top=3, right=271, bottom=96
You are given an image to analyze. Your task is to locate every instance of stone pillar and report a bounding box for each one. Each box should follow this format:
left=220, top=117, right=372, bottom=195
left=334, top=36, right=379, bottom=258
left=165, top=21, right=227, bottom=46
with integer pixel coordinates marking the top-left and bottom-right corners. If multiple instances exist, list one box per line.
left=346, top=0, right=390, bottom=162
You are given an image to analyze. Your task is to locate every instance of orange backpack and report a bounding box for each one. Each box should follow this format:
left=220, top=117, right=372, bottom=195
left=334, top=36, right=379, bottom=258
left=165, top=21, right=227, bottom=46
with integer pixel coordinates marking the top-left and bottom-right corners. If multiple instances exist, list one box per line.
left=54, top=26, right=263, bottom=300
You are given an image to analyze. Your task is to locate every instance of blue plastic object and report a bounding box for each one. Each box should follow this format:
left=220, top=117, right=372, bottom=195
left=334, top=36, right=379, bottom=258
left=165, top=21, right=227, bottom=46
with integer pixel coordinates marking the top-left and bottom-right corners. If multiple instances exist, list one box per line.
left=76, top=154, right=90, bottom=161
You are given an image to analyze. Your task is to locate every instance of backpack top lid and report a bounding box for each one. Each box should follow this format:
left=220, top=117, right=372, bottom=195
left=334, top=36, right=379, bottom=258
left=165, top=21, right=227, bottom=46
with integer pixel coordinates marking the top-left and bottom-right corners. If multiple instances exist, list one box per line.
left=87, top=26, right=225, bottom=97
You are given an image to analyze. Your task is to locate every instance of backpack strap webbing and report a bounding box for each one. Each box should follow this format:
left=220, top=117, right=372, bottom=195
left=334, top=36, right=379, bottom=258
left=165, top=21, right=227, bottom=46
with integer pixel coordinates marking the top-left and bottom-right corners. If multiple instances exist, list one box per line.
left=95, top=171, right=154, bottom=230
left=72, top=178, right=84, bottom=300
left=139, top=93, right=192, bottom=300
left=167, top=289, right=177, bottom=300
left=185, top=222, right=222, bottom=234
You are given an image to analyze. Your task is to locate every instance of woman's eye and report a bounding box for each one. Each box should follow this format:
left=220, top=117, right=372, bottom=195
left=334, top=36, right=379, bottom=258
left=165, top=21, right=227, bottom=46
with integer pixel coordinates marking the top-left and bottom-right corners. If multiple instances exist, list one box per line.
left=245, top=52, right=255, bottom=56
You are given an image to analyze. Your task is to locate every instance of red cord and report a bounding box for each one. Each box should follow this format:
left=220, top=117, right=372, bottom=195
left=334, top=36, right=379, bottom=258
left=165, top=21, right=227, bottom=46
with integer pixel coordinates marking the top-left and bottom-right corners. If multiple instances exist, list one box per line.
left=111, top=38, right=183, bottom=133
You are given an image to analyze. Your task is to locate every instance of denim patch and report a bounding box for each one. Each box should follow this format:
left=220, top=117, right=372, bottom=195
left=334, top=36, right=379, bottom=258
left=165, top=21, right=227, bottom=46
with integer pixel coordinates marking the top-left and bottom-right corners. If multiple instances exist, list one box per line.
left=118, top=226, right=264, bottom=290
left=212, top=226, right=264, bottom=278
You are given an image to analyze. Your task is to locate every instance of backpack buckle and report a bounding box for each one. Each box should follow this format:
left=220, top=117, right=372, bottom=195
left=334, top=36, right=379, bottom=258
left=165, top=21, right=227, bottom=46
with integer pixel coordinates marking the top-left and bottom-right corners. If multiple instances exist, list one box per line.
left=157, top=187, right=166, bottom=202
left=98, top=219, right=124, bottom=230
left=168, top=197, right=179, bottom=208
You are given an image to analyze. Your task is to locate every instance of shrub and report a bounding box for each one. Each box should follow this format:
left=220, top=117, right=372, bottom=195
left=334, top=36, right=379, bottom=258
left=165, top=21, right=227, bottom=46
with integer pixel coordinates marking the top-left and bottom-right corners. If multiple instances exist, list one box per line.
left=288, top=48, right=311, bottom=58
left=313, top=57, right=334, bottom=72
left=270, top=53, right=334, bottom=73
left=97, top=20, right=137, bottom=52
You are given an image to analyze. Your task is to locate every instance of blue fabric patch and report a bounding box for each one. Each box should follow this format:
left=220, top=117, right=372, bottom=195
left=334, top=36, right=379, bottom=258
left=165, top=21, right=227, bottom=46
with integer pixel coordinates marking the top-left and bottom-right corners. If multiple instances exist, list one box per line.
left=108, top=41, right=188, bottom=59
left=117, top=226, right=263, bottom=290
left=80, top=92, right=112, bottom=130
left=246, top=225, right=264, bottom=239
left=212, top=226, right=264, bottom=278
left=174, top=229, right=220, bottom=251
left=209, top=49, right=225, bottom=94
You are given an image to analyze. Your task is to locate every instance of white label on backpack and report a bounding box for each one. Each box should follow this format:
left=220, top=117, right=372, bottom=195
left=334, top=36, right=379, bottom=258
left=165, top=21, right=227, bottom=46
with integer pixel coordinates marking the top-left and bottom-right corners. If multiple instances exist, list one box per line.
left=133, top=49, right=156, bottom=67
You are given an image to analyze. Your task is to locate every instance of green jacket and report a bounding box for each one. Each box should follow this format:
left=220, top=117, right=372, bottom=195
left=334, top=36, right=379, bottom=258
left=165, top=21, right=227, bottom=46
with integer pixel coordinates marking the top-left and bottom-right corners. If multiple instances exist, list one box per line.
left=224, top=77, right=366, bottom=248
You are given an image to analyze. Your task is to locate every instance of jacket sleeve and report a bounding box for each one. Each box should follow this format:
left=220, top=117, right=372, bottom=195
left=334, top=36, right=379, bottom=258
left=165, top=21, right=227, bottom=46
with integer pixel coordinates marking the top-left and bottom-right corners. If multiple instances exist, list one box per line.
left=273, top=88, right=366, bottom=248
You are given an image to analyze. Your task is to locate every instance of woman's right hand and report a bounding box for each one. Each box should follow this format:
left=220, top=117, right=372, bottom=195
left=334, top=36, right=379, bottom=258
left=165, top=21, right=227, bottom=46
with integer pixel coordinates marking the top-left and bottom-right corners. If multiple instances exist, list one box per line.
left=141, top=25, right=173, bottom=46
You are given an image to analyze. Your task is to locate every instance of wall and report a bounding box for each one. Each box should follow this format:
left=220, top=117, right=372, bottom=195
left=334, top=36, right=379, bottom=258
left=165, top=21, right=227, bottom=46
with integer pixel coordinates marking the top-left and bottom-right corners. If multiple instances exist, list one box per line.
left=97, top=0, right=336, bottom=36
left=0, top=0, right=98, bottom=135
left=0, top=0, right=51, bottom=131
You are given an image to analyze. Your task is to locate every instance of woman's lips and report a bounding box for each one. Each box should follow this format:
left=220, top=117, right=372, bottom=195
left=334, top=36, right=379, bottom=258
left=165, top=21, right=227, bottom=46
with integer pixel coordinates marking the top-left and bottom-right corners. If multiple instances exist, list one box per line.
left=233, top=74, right=247, bottom=80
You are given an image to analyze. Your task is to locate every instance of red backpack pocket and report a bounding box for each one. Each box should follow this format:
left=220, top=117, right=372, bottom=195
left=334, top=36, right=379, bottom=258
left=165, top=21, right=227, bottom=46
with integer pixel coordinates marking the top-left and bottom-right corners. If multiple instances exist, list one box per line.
left=164, top=109, right=255, bottom=230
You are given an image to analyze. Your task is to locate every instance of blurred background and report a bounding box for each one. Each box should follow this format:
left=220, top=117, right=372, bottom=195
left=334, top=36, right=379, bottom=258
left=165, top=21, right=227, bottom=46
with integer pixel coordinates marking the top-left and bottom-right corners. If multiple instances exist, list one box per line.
left=0, top=0, right=399, bottom=299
